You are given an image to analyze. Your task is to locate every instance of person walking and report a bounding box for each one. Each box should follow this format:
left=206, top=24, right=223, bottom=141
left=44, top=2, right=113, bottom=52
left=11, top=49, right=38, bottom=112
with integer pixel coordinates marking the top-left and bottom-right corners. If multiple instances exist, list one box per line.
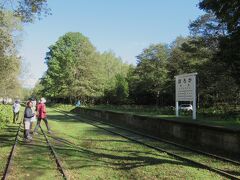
left=12, top=100, right=21, bottom=123
left=30, top=98, right=37, bottom=132
left=33, top=97, right=51, bottom=134
left=24, top=101, right=34, bottom=141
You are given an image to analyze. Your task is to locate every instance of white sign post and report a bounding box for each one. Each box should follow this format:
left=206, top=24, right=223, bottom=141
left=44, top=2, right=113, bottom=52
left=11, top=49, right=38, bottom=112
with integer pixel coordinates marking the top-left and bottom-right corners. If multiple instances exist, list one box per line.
left=175, top=73, right=197, bottom=120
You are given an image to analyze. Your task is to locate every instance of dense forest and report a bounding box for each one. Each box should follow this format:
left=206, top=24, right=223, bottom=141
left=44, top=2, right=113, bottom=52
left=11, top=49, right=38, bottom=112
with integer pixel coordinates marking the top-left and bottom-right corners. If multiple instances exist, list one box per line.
left=32, top=0, right=240, bottom=110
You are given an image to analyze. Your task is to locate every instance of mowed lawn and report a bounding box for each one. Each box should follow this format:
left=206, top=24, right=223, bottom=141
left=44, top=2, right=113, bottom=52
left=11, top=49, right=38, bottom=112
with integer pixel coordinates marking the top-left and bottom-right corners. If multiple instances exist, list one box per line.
left=41, top=109, right=225, bottom=179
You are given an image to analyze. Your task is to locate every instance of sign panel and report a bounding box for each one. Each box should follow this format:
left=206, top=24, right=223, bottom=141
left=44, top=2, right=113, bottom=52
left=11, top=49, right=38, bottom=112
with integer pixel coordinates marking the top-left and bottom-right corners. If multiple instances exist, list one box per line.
left=175, top=73, right=197, bottom=101
left=175, top=73, right=197, bottom=120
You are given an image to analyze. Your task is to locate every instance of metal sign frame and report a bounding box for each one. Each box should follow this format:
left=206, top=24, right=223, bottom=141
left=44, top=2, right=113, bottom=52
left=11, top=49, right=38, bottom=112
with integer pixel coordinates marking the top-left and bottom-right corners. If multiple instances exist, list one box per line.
left=175, top=73, right=197, bottom=120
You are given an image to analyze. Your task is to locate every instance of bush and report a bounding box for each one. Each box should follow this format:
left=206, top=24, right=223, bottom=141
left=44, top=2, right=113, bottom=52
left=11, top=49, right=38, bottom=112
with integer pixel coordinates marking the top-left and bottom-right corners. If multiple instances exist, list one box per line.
left=0, top=105, right=13, bottom=129
left=198, top=105, right=240, bottom=119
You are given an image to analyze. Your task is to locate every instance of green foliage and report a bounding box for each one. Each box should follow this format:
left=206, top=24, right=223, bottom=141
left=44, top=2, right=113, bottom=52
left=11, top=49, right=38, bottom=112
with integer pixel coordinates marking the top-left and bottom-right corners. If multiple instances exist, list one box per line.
left=0, top=10, right=22, bottom=98
left=42, top=32, right=100, bottom=101
left=104, top=74, right=129, bottom=104
left=198, top=106, right=240, bottom=119
left=0, top=0, right=50, bottom=23
left=0, top=105, right=13, bottom=128
left=98, top=51, right=129, bottom=92
left=20, top=87, right=33, bottom=100
left=31, top=81, right=44, bottom=99
left=128, top=44, right=170, bottom=105
left=0, top=0, right=50, bottom=100
left=37, top=32, right=129, bottom=104
left=199, top=0, right=240, bottom=33
left=199, top=0, right=240, bottom=84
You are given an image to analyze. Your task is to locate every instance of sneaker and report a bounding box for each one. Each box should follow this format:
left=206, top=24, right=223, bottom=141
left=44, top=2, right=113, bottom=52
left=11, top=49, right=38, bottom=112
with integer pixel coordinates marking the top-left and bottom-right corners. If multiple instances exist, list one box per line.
left=48, top=130, right=52, bottom=134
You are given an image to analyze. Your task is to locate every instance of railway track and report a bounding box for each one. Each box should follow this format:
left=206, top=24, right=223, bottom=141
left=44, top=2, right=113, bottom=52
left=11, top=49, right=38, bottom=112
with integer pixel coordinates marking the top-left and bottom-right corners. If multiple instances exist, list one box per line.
left=1, top=122, right=68, bottom=180
left=40, top=126, right=68, bottom=179
left=57, top=110, right=240, bottom=180
left=1, top=123, right=21, bottom=180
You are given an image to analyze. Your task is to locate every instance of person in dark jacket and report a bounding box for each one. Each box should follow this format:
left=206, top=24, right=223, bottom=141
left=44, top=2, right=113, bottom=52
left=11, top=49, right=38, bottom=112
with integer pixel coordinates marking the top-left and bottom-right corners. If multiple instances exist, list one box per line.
left=24, top=101, right=35, bottom=140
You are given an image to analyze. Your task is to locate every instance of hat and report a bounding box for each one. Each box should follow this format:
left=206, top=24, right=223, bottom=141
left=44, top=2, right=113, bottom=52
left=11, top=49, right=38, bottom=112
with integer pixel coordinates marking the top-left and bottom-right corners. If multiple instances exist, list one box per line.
left=40, top=97, right=46, bottom=103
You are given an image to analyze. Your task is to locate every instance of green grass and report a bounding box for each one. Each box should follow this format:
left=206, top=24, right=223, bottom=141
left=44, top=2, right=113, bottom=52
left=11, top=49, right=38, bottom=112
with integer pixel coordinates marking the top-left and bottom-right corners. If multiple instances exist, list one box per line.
left=0, top=111, right=63, bottom=180
left=7, top=128, right=63, bottom=180
left=0, top=110, right=25, bottom=177
left=2, top=108, right=237, bottom=179
left=40, top=109, right=229, bottom=179
left=0, top=124, right=18, bottom=177
left=48, top=103, right=75, bottom=112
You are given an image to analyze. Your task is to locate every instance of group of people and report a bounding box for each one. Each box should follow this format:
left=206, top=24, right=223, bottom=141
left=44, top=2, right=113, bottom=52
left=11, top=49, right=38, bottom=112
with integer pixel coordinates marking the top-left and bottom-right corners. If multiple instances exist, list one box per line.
left=12, top=97, right=51, bottom=141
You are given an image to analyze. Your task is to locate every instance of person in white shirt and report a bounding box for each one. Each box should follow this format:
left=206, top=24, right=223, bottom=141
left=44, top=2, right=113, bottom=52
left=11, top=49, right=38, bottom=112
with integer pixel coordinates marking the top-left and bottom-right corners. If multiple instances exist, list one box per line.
left=30, top=98, right=37, bottom=132
left=12, top=100, right=21, bottom=123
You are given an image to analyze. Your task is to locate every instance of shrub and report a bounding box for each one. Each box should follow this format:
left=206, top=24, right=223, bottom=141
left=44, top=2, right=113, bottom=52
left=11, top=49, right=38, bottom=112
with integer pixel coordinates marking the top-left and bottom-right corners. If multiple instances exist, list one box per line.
left=0, top=105, right=13, bottom=129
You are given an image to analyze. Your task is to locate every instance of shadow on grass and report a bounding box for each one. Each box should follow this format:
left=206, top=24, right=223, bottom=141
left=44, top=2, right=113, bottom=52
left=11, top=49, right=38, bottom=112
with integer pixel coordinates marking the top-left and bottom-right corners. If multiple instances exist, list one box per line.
left=45, top=125, right=216, bottom=173
left=52, top=140, right=188, bottom=171
left=46, top=111, right=240, bottom=177
left=0, top=125, right=19, bottom=147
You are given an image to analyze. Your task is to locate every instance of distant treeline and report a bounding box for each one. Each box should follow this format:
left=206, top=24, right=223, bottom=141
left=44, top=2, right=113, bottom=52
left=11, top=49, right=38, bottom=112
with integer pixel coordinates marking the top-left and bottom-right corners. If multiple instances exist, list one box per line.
left=33, top=0, right=240, bottom=109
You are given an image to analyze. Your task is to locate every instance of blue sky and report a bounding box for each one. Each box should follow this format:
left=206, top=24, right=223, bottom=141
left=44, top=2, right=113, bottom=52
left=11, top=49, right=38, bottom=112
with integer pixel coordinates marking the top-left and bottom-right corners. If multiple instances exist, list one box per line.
left=20, top=0, right=204, bottom=88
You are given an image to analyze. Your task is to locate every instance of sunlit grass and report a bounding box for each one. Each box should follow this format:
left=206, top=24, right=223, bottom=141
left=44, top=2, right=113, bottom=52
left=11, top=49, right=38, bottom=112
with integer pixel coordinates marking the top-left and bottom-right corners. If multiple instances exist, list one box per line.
left=41, top=109, right=225, bottom=179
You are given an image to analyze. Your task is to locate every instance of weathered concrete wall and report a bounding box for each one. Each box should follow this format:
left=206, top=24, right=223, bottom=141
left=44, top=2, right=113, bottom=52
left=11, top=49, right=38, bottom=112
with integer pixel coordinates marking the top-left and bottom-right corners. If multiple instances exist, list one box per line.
left=72, top=108, right=240, bottom=157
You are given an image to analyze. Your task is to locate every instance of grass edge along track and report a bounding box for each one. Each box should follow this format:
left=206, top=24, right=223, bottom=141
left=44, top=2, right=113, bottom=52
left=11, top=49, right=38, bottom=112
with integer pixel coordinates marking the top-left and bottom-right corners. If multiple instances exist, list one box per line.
left=1, top=123, right=21, bottom=180
left=40, top=126, right=68, bottom=180
left=55, top=109, right=240, bottom=180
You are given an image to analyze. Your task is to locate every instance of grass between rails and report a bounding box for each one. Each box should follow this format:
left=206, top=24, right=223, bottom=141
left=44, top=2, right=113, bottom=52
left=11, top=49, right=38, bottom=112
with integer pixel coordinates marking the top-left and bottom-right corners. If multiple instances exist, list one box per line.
left=0, top=121, right=63, bottom=180
left=7, top=126, right=63, bottom=180
left=42, top=109, right=226, bottom=179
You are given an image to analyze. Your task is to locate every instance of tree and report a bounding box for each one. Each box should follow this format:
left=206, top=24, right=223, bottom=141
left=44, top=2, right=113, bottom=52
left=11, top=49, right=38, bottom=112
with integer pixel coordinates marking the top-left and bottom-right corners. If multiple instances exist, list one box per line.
left=199, top=0, right=240, bottom=33
left=198, top=0, right=240, bottom=84
left=42, top=32, right=101, bottom=103
left=0, top=0, right=50, bottom=100
left=0, top=0, right=50, bottom=23
left=98, top=51, right=129, bottom=99
left=104, top=74, right=129, bottom=105
left=129, top=44, right=169, bottom=105
left=0, top=11, right=22, bottom=98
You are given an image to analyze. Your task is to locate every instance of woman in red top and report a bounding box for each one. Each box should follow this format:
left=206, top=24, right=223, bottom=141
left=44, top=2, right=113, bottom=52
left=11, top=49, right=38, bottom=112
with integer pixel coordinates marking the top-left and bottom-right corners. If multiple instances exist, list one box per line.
left=33, top=97, right=51, bottom=134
